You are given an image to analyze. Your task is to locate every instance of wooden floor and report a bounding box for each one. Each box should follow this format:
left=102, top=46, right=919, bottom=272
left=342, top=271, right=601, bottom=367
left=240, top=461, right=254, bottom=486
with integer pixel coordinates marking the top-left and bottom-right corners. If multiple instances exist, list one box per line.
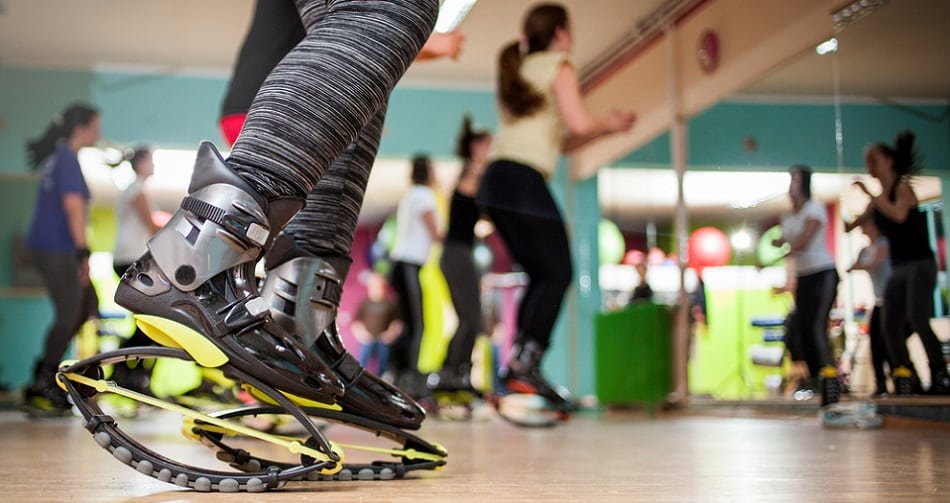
left=1, top=400, right=949, bottom=502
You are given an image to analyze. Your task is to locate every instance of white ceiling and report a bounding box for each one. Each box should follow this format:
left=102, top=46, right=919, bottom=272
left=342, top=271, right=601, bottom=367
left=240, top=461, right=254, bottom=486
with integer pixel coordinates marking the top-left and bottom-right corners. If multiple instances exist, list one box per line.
left=1, top=0, right=948, bottom=230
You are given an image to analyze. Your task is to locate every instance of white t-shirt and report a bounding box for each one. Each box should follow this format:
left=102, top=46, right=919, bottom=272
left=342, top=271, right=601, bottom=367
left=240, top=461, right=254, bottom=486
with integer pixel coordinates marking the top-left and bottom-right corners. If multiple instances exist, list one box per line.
left=113, top=179, right=155, bottom=264
left=390, top=185, right=438, bottom=265
left=781, top=199, right=835, bottom=276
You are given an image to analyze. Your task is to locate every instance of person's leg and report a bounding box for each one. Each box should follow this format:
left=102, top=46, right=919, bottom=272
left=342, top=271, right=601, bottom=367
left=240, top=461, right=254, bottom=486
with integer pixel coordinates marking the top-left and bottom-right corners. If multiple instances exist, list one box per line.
left=782, top=309, right=811, bottom=392
left=794, top=272, right=824, bottom=378
left=880, top=264, right=923, bottom=393
left=903, top=259, right=949, bottom=393
left=868, top=305, right=889, bottom=394
left=376, top=341, right=391, bottom=376
left=384, top=261, right=427, bottom=399
left=484, top=204, right=572, bottom=403
left=358, top=340, right=374, bottom=368
left=882, top=266, right=914, bottom=368
left=808, top=269, right=839, bottom=370
left=228, top=0, right=437, bottom=201
left=34, top=252, right=83, bottom=373
left=440, top=242, right=483, bottom=374
left=219, top=0, right=305, bottom=145
left=115, top=0, right=439, bottom=404
left=28, top=251, right=82, bottom=408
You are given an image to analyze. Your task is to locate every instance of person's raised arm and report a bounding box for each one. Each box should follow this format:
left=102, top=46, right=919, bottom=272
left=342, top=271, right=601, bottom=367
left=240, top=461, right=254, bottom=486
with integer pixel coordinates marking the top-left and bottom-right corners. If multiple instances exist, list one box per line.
left=416, top=31, right=464, bottom=61
left=553, top=63, right=635, bottom=153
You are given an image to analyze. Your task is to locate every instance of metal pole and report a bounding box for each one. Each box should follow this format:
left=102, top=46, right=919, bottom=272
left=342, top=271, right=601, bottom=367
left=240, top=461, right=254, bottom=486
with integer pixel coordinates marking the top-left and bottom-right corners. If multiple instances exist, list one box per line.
left=666, top=23, right=690, bottom=405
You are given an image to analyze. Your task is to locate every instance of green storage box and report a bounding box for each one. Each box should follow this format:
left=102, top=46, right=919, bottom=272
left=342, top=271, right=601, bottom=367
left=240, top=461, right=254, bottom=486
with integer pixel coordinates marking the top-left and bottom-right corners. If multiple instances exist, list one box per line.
left=594, top=302, right=672, bottom=406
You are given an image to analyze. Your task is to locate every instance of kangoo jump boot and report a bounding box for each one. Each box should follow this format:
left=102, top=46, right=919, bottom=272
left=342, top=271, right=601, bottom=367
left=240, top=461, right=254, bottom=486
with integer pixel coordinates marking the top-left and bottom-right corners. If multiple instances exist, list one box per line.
left=260, top=234, right=426, bottom=429
left=499, top=340, right=571, bottom=410
left=114, top=142, right=344, bottom=404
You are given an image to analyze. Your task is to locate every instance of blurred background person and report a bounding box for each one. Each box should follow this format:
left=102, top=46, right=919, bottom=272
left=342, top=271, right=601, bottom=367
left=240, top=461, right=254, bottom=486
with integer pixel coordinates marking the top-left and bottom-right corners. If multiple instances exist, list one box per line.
left=21, top=103, right=101, bottom=416
left=352, top=272, right=403, bottom=377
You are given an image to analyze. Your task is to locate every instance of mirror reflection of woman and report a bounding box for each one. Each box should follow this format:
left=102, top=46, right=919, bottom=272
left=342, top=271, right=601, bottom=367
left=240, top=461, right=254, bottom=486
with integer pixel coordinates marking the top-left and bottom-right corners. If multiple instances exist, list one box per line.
left=850, top=131, right=949, bottom=395
left=772, top=166, right=839, bottom=393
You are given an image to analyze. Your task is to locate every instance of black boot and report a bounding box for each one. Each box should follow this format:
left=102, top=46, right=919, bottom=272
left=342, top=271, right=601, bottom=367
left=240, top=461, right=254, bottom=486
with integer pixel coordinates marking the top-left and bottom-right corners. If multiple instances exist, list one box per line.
left=115, top=142, right=344, bottom=404
left=260, top=233, right=426, bottom=429
left=21, top=361, right=71, bottom=417
left=927, top=368, right=950, bottom=395
left=892, top=366, right=923, bottom=395
left=428, top=363, right=479, bottom=395
left=499, top=341, right=570, bottom=410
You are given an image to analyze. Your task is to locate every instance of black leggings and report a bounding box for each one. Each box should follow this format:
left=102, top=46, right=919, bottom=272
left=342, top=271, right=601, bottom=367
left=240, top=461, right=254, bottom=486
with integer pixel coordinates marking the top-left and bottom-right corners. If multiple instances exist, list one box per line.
left=440, top=241, right=483, bottom=369
left=882, top=258, right=945, bottom=376
left=477, top=161, right=573, bottom=350
left=224, top=0, right=438, bottom=259
left=33, top=251, right=98, bottom=376
left=388, top=261, right=424, bottom=373
left=789, top=268, right=839, bottom=377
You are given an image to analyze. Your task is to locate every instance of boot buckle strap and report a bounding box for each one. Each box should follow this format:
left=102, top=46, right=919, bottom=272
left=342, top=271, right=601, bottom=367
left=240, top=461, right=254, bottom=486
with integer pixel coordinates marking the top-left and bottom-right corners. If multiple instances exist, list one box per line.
left=182, top=196, right=268, bottom=247
left=221, top=296, right=272, bottom=333
left=308, top=277, right=342, bottom=308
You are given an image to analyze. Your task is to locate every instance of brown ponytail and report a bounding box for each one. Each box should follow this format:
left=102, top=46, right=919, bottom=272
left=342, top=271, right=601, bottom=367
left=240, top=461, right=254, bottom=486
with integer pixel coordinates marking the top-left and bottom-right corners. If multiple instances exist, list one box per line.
left=892, top=130, right=921, bottom=177
left=497, top=41, right=543, bottom=118
left=26, top=103, right=98, bottom=169
left=870, top=129, right=922, bottom=178
left=455, top=114, right=490, bottom=162
left=497, top=3, right=569, bottom=118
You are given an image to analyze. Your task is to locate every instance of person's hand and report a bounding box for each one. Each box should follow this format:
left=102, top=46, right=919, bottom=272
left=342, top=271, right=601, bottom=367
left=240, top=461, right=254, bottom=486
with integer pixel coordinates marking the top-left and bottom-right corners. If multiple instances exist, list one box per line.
left=427, top=31, right=465, bottom=60
left=607, top=110, right=636, bottom=133
left=78, top=257, right=90, bottom=286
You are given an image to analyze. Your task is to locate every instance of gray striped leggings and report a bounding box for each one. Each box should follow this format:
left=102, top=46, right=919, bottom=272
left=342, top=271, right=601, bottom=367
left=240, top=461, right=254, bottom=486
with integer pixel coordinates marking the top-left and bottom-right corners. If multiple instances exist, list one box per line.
left=228, top=0, right=438, bottom=258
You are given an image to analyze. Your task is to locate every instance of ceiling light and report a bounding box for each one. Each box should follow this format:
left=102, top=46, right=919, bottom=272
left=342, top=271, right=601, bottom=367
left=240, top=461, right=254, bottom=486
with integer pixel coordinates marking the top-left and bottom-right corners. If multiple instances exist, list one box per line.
left=815, top=38, right=838, bottom=56
left=434, top=0, right=478, bottom=33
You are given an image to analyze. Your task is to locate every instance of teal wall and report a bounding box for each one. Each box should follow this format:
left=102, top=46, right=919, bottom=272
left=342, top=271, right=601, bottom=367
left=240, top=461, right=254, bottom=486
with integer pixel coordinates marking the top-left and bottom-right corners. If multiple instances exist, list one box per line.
left=1, top=64, right=948, bottom=397
left=621, top=101, right=950, bottom=172
left=0, top=67, right=498, bottom=170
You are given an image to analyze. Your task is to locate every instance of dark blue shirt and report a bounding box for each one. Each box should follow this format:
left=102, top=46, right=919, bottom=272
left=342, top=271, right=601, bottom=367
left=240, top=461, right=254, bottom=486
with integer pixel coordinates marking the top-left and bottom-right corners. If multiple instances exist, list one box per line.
left=26, top=142, right=89, bottom=251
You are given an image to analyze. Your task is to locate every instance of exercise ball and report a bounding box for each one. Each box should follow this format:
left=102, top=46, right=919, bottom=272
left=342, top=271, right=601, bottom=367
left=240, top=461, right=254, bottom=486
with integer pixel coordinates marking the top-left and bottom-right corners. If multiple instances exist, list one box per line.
left=688, top=226, right=731, bottom=268
left=756, top=225, right=789, bottom=266
left=599, top=219, right=625, bottom=264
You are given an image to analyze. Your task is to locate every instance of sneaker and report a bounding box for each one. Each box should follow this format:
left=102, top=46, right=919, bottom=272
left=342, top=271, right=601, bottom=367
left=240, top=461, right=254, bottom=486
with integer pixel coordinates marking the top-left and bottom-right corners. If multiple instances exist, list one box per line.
left=20, top=387, right=72, bottom=418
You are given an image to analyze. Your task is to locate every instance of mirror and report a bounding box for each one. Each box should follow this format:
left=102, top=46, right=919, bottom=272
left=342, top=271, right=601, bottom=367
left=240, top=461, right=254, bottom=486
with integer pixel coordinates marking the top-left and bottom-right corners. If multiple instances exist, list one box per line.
left=597, top=0, right=949, bottom=403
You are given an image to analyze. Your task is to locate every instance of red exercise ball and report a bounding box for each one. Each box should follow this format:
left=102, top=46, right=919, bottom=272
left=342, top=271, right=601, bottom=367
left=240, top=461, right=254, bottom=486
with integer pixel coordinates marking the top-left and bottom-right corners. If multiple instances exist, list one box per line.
left=688, top=226, right=731, bottom=268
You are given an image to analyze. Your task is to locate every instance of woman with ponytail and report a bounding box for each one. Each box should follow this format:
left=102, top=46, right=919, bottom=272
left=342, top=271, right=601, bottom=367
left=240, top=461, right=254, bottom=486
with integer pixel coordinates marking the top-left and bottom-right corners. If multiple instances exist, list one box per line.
left=851, top=130, right=949, bottom=395
left=111, top=146, right=161, bottom=279
left=476, top=3, right=636, bottom=408
left=22, top=103, right=101, bottom=416
left=428, top=115, right=492, bottom=394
